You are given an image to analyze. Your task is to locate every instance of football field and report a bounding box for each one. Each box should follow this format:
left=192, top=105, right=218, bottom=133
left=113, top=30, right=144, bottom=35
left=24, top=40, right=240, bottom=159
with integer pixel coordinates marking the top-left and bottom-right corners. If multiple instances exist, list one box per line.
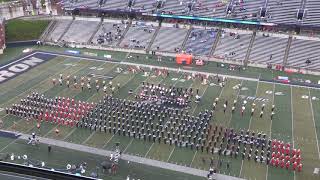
left=0, top=50, right=320, bottom=180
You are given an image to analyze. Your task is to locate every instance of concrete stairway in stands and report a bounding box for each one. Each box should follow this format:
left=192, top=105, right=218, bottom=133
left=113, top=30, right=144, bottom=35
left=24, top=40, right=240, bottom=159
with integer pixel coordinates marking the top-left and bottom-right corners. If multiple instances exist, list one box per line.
left=146, top=26, right=161, bottom=53
left=180, top=26, right=193, bottom=51
left=116, top=20, right=132, bottom=47
left=87, top=20, right=103, bottom=44
left=244, top=31, right=257, bottom=66
left=283, top=35, right=293, bottom=67
left=57, top=19, right=74, bottom=42
left=209, top=27, right=222, bottom=56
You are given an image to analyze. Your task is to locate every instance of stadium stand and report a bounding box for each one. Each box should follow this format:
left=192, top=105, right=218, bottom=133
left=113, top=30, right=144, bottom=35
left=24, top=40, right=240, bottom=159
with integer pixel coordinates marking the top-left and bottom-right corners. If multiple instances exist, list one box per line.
left=61, top=20, right=101, bottom=44
left=46, top=20, right=73, bottom=42
left=184, top=28, right=218, bottom=56
left=248, top=32, right=288, bottom=65
left=62, top=0, right=98, bottom=10
left=213, top=29, right=252, bottom=63
left=119, top=21, right=157, bottom=50
left=159, top=0, right=190, bottom=15
left=132, top=0, right=155, bottom=13
left=101, top=0, right=129, bottom=11
left=60, top=0, right=320, bottom=28
left=267, top=0, right=302, bottom=24
left=303, top=0, right=320, bottom=26
left=192, top=0, right=230, bottom=18
left=91, top=21, right=128, bottom=46
left=150, top=25, right=189, bottom=53
left=230, top=0, right=265, bottom=20
left=286, top=37, right=320, bottom=70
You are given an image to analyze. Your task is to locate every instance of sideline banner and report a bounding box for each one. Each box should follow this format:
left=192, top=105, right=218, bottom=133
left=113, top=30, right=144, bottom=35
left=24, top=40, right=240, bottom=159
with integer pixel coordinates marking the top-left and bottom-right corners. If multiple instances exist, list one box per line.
left=65, top=50, right=80, bottom=55
left=84, top=52, right=98, bottom=57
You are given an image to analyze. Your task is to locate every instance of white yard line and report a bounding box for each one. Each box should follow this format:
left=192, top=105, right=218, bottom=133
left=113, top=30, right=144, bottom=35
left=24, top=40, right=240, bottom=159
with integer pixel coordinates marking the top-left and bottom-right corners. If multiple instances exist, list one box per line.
left=239, top=160, right=244, bottom=178
left=167, top=146, right=176, bottom=162
left=248, top=78, right=260, bottom=130
left=88, top=70, right=163, bottom=151
left=240, top=78, right=260, bottom=177
left=42, top=124, right=58, bottom=138
left=187, top=83, right=209, bottom=165
left=227, top=80, right=243, bottom=125
left=144, top=143, right=154, bottom=158
left=99, top=72, right=142, bottom=149
left=189, top=150, right=198, bottom=167
left=83, top=62, right=112, bottom=101
left=123, top=138, right=134, bottom=153
left=168, top=75, right=208, bottom=165
left=290, top=87, right=295, bottom=148
left=127, top=72, right=154, bottom=99
left=0, top=139, right=18, bottom=153
left=62, top=128, right=77, bottom=141
left=308, top=89, right=320, bottom=160
left=290, top=86, right=296, bottom=180
left=125, top=52, right=131, bottom=59
left=266, top=83, right=276, bottom=180
left=165, top=75, right=199, bottom=163
left=82, top=131, right=96, bottom=145
left=0, top=114, right=10, bottom=122
left=72, top=62, right=119, bottom=143
left=102, top=134, right=115, bottom=149
left=216, top=80, right=244, bottom=174
left=191, top=80, right=230, bottom=168
left=191, top=84, right=209, bottom=114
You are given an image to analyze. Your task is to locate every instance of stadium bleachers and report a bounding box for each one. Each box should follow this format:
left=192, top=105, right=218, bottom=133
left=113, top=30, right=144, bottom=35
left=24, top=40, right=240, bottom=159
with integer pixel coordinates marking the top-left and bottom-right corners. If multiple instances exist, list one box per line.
left=267, top=0, right=302, bottom=24
left=101, top=0, right=128, bottom=11
left=231, top=0, right=265, bottom=20
left=61, top=20, right=100, bottom=44
left=248, top=33, right=288, bottom=65
left=91, top=22, right=127, bottom=46
left=303, top=0, right=320, bottom=26
left=60, top=0, right=320, bottom=28
left=150, top=26, right=189, bottom=53
left=192, top=0, right=230, bottom=18
left=133, top=0, right=155, bottom=13
left=119, top=22, right=157, bottom=50
left=286, top=37, right=320, bottom=70
left=160, top=0, right=190, bottom=15
left=46, top=20, right=73, bottom=42
left=62, top=0, right=98, bottom=10
left=184, top=28, right=218, bottom=56
left=43, top=14, right=320, bottom=71
left=213, top=30, right=252, bottom=62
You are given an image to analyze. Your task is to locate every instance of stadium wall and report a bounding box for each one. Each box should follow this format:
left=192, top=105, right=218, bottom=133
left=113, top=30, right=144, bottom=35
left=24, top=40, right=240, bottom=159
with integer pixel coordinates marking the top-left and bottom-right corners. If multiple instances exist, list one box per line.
left=0, top=18, right=5, bottom=54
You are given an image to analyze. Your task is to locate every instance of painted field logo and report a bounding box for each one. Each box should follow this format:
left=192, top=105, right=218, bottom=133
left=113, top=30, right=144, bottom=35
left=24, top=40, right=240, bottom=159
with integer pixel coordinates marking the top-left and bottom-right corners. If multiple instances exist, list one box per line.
left=0, top=52, right=56, bottom=84
left=239, top=95, right=269, bottom=102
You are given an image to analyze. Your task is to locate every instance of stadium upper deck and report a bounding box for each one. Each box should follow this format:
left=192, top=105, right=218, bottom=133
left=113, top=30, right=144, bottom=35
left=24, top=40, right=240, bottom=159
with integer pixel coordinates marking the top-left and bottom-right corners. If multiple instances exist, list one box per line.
left=59, top=0, right=320, bottom=27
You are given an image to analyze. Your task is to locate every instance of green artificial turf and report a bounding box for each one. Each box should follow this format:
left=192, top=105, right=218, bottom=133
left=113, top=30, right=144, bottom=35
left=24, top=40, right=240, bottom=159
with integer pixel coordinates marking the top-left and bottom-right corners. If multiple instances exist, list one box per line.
left=0, top=47, right=320, bottom=180
left=5, top=19, right=50, bottom=42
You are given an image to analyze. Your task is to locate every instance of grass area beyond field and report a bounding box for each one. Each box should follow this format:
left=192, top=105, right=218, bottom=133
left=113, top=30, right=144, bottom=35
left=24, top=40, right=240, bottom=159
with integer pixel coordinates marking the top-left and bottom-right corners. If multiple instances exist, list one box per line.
left=5, top=19, right=50, bottom=42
